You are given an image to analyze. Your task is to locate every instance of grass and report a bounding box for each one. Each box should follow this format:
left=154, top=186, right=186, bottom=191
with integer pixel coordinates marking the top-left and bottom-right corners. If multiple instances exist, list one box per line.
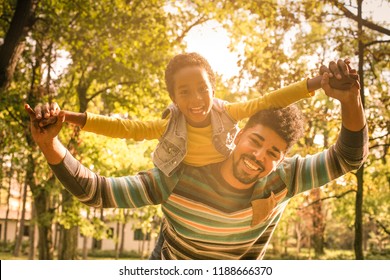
left=263, top=247, right=390, bottom=260
left=1, top=248, right=389, bottom=260
left=0, top=250, right=143, bottom=260
left=0, top=252, right=29, bottom=260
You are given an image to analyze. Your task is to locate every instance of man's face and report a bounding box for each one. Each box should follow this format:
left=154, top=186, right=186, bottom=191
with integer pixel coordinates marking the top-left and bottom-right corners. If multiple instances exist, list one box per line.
left=230, top=124, right=288, bottom=185
left=172, top=66, right=214, bottom=127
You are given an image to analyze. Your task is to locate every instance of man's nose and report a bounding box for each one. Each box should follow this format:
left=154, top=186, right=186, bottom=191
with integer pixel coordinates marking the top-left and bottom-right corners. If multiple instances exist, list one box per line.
left=253, top=148, right=266, bottom=161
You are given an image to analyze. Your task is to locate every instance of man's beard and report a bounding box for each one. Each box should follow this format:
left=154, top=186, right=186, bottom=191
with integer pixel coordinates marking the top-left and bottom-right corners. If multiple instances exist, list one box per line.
left=232, top=153, right=265, bottom=185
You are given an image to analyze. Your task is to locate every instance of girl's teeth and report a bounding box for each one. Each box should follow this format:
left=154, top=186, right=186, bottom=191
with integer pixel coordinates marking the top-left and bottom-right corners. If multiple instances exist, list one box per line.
left=191, top=107, right=203, bottom=113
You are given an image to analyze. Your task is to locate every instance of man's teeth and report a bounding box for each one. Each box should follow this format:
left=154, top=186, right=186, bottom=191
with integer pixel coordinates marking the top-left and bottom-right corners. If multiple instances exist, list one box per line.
left=243, top=158, right=260, bottom=171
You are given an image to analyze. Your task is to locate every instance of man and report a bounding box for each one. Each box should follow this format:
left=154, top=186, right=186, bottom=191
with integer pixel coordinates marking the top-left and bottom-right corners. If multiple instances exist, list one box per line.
left=26, top=61, right=368, bottom=260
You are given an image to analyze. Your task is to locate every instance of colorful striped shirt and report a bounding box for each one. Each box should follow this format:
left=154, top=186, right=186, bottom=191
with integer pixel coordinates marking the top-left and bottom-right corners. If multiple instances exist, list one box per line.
left=50, top=125, right=368, bottom=259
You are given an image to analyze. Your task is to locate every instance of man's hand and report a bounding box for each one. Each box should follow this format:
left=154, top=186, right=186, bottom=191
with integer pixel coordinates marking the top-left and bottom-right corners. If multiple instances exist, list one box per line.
left=320, top=59, right=361, bottom=104
left=307, top=58, right=359, bottom=93
left=25, top=104, right=65, bottom=146
left=320, top=59, right=360, bottom=91
left=320, top=60, right=365, bottom=132
left=34, top=102, right=87, bottom=128
left=33, top=102, right=60, bottom=127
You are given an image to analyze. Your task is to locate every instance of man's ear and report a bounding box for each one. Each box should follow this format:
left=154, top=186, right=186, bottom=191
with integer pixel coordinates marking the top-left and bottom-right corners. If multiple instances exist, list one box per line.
left=270, top=153, right=286, bottom=173
left=275, top=153, right=286, bottom=169
left=234, top=130, right=244, bottom=145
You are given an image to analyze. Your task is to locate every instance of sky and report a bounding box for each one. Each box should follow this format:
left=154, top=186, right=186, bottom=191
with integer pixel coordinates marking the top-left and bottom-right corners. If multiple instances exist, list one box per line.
left=184, top=1, right=390, bottom=80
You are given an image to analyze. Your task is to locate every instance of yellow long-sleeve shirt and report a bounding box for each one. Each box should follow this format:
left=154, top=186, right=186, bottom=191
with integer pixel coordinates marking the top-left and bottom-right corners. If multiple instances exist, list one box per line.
left=82, top=79, right=313, bottom=166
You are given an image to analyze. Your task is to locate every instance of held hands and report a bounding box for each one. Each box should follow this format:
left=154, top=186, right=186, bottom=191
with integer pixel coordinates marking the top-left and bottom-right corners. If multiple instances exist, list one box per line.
left=320, top=59, right=361, bottom=104
left=25, top=103, right=65, bottom=146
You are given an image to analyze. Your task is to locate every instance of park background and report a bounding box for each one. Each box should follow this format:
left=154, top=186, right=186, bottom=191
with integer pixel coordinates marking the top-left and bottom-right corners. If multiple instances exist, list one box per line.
left=0, top=0, right=389, bottom=260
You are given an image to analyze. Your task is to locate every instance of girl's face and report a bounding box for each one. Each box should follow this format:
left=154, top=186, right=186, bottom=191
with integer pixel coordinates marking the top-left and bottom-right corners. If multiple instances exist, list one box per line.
left=172, top=66, right=214, bottom=128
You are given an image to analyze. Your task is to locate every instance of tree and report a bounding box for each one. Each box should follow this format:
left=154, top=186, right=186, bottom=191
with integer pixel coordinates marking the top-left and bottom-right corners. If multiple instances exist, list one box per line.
left=0, top=0, right=38, bottom=91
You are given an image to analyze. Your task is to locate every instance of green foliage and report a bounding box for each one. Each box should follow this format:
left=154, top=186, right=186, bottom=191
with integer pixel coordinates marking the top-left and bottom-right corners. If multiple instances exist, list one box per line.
left=0, top=0, right=388, bottom=259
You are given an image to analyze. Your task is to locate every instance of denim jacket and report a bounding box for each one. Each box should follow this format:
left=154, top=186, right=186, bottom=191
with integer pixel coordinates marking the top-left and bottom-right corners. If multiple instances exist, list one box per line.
left=152, top=98, right=239, bottom=176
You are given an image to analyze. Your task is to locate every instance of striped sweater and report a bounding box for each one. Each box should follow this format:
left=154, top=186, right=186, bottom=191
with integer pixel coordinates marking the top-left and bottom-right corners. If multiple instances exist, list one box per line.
left=50, top=125, right=368, bottom=259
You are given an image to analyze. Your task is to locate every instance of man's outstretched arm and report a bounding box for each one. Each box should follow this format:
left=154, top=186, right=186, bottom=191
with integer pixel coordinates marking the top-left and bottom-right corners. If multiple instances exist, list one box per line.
left=25, top=104, right=172, bottom=208
left=283, top=60, right=368, bottom=196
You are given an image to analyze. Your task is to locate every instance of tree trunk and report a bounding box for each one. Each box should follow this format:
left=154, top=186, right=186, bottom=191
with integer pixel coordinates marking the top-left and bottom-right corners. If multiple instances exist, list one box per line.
left=53, top=222, right=59, bottom=253
left=284, top=222, right=289, bottom=255
left=3, top=156, right=14, bottom=244
left=58, top=223, right=78, bottom=260
left=58, top=190, right=79, bottom=260
left=354, top=0, right=365, bottom=260
left=119, top=209, right=130, bottom=256
left=311, top=189, right=325, bottom=257
left=0, top=0, right=37, bottom=91
left=82, top=234, right=88, bottom=260
left=115, top=220, right=120, bottom=260
left=28, top=202, right=36, bottom=259
left=119, top=223, right=126, bottom=257
left=34, top=185, right=54, bottom=260
left=355, top=166, right=364, bottom=259
left=92, top=208, right=104, bottom=250
left=295, top=222, right=301, bottom=254
left=13, top=178, right=28, bottom=256
left=141, top=230, right=147, bottom=259
left=82, top=211, right=90, bottom=260
left=13, top=172, right=23, bottom=240
left=57, top=225, right=63, bottom=258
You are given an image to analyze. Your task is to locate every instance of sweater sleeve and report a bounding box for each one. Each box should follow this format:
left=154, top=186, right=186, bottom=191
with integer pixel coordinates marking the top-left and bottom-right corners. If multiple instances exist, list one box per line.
left=225, top=79, right=314, bottom=121
left=82, top=112, right=168, bottom=140
left=281, top=125, right=369, bottom=197
left=49, top=151, right=179, bottom=208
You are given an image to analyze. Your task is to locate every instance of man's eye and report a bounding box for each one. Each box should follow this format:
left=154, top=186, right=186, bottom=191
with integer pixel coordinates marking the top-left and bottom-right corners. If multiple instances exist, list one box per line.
left=268, top=151, right=277, bottom=158
left=251, top=139, right=260, bottom=146
left=180, top=90, right=188, bottom=95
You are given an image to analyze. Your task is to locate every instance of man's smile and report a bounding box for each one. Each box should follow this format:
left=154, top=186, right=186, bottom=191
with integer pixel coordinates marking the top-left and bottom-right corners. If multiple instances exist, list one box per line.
left=242, top=155, right=264, bottom=173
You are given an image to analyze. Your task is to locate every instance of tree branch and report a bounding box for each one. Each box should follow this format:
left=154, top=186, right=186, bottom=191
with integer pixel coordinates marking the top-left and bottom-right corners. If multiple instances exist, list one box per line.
left=328, top=0, right=390, bottom=36
left=370, top=143, right=390, bottom=150
left=364, top=40, right=390, bottom=48
left=296, top=189, right=356, bottom=210
left=376, top=219, right=390, bottom=236
left=5, top=107, right=26, bottom=128
left=86, top=81, right=136, bottom=103
left=369, top=133, right=389, bottom=141
left=175, top=15, right=210, bottom=44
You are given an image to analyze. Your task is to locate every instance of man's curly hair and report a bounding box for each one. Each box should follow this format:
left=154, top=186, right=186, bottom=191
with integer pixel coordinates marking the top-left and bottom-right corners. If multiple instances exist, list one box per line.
left=165, top=52, right=215, bottom=100
left=244, top=105, right=305, bottom=151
